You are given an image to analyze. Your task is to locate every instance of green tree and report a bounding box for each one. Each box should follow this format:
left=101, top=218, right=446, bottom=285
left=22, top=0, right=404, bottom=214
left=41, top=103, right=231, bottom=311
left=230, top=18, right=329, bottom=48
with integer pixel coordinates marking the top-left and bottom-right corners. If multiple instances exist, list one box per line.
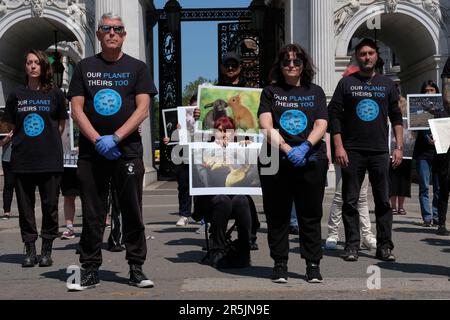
left=182, top=77, right=216, bottom=106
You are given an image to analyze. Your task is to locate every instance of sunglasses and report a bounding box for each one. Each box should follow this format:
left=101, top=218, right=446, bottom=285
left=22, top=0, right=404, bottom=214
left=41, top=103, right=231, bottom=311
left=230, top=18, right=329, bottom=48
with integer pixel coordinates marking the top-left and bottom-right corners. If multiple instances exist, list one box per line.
left=98, top=25, right=125, bottom=34
left=224, top=62, right=239, bottom=69
left=281, top=59, right=303, bottom=67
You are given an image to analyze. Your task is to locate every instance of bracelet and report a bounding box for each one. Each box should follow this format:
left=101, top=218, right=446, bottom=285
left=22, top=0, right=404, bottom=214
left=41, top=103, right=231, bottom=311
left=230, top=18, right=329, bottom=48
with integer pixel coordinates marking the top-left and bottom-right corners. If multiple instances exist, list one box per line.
left=113, top=133, right=120, bottom=144
left=395, top=145, right=403, bottom=151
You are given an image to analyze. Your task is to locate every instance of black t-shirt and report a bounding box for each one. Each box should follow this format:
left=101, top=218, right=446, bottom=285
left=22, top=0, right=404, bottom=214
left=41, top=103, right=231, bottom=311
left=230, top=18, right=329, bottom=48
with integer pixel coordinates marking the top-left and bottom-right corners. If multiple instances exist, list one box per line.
left=328, top=73, right=402, bottom=152
left=258, top=83, right=328, bottom=159
left=442, top=57, right=450, bottom=78
left=4, top=86, right=68, bottom=173
left=67, top=53, right=158, bottom=159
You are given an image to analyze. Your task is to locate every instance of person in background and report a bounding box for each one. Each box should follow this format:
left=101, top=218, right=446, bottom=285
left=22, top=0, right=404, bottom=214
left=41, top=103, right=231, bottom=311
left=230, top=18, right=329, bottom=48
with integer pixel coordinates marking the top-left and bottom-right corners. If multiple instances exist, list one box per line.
left=0, top=133, right=14, bottom=220
left=412, top=80, right=441, bottom=227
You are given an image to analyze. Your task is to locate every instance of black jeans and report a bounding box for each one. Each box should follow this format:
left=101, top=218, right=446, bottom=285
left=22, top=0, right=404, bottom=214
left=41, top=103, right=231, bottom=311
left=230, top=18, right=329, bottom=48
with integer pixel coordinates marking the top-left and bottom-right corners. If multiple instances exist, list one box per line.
left=107, top=182, right=123, bottom=248
left=175, top=164, right=192, bottom=217
left=434, top=154, right=449, bottom=226
left=259, top=153, right=327, bottom=264
left=341, top=150, right=393, bottom=251
left=2, top=161, right=15, bottom=212
left=210, top=195, right=251, bottom=257
left=77, top=157, right=146, bottom=270
left=15, top=173, right=61, bottom=243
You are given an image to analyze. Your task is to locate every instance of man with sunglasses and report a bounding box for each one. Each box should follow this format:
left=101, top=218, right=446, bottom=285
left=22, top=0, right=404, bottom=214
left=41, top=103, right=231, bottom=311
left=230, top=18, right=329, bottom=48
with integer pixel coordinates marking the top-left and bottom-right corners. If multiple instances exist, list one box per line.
left=328, top=38, right=403, bottom=263
left=67, top=13, right=158, bottom=291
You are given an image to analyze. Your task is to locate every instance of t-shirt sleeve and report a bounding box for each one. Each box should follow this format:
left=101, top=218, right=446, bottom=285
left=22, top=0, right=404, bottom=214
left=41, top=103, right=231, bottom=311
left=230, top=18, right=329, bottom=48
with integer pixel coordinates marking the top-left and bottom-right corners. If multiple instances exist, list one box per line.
left=328, top=79, right=345, bottom=135
left=3, top=91, right=17, bottom=125
left=313, top=85, right=328, bottom=121
left=136, top=62, right=158, bottom=97
left=442, top=57, right=450, bottom=78
left=55, top=88, right=69, bottom=120
left=388, top=82, right=403, bottom=126
left=67, top=62, right=85, bottom=99
left=257, top=87, right=273, bottom=117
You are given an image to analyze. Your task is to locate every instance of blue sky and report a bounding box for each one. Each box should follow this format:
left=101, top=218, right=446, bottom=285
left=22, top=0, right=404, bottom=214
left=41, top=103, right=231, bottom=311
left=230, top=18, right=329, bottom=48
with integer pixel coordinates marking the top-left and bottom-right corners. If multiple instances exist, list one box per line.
left=153, top=0, right=251, bottom=93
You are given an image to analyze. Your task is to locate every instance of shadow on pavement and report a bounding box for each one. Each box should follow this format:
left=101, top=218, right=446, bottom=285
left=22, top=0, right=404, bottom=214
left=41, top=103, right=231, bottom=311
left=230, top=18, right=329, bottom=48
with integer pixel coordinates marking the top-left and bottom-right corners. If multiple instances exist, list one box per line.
left=40, top=268, right=126, bottom=284
left=165, top=250, right=206, bottom=264
left=0, top=254, right=23, bottom=265
left=375, top=262, right=450, bottom=277
left=421, top=238, right=450, bottom=247
left=393, top=227, right=438, bottom=234
left=165, top=238, right=205, bottom=247
left=215, top=265, right=304, bottom=281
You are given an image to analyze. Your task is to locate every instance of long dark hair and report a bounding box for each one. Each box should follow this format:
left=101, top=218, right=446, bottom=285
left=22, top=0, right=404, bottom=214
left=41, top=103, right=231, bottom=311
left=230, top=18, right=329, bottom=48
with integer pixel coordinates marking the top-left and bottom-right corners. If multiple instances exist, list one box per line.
left=268, top=43, right=316, bottom=86
left=420, top=80, right=440, bottom=94
left=24, top=49, right=54, bottom=92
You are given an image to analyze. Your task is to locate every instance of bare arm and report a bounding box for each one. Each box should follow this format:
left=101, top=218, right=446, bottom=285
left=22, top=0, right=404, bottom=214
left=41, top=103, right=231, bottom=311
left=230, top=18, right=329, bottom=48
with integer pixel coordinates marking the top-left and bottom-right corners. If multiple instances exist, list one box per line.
left=259, top=112, right=292, bottom=154
left=391, top=124, right=403, bottom=168
left=59, top=120, right=66, bottom=136
left=114, top=93, right=150, bottom=141
left=70, top=96, right=100, bottom=144
left=308, top=119, right=328, bottom=146
left=333, top=133, right=349, bottom=168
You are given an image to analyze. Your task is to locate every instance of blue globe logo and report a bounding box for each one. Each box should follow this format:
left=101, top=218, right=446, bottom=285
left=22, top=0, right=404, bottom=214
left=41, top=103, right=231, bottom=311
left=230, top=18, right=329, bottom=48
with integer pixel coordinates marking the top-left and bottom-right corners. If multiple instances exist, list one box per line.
left=94, top=89, right=122, bottom=116
left=280, top=110, right=308, bottom=135
left=356, top=99, right=379, bottom=122
left=23, top=113, right=44, bottom=137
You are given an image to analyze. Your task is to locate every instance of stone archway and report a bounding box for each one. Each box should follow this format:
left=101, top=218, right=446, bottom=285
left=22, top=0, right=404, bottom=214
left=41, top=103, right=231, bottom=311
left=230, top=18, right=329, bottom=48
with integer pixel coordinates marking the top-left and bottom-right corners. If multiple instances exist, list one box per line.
left=334, top=1, right=449, bottom=94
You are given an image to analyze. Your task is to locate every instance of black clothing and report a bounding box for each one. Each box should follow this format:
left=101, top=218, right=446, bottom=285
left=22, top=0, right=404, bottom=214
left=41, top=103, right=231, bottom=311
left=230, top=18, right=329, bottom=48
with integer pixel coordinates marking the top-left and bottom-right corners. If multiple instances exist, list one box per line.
left=413, top=131, right=436, bottom=160
left=442, top=57, right=450, bottom=78
left=389, top=160, right=412, bottom=197
left=328, top=73, right=402, bottom=152
left=77, top=157, right=146, bottom=270
left=67, top=53, right=158, bottom=159
left=258, top=83, right=328, bottom=159
left=15, top=173, right=61, bottom=243
left=4, top=86, right=68, bottom=173
left=259, top=153, right=328, bottom=264
left=61, top=167, right=80, bottom=197
left=341, top=150, right=393, bottom=251
left=2, top=161, right=14, bottom=212
left=175, top=164, right=191, bottom=217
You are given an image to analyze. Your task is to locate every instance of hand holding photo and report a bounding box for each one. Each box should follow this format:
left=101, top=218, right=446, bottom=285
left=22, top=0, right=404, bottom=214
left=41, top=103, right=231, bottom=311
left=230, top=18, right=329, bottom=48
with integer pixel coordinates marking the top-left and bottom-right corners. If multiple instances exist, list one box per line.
left=428, top=118, right=450, bottom=154
left=407, top=94, right=444, bottom=130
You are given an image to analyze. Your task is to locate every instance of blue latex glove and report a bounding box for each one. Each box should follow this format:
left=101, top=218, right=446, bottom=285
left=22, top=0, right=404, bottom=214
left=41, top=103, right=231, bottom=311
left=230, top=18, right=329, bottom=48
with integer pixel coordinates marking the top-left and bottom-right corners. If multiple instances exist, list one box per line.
left=103, top=146, right=121, bottom=160
left=95, top=135, right=118, bottom=155
left=287, top=141, right=312, bottom=167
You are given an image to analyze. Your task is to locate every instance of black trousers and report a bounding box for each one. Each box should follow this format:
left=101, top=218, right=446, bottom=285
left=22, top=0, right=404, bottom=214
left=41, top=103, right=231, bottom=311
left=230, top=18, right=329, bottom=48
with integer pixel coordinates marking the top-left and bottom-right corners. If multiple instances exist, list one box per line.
left=77, top=157, right=146, bottom=270
left=434, top=154, right=449, bottom=226
left=341, top=150, right=393, bottom=251
left=2, top=161, right=15, bottom=212
left=15, top=173, right=61, bottom=243
left=259, top=154, right=327, bottom=264
left=175, top=164, right=191, bottom=217
left=210, top=195, right=251, bottom=256
left=107, top=182, right=123, bottom=247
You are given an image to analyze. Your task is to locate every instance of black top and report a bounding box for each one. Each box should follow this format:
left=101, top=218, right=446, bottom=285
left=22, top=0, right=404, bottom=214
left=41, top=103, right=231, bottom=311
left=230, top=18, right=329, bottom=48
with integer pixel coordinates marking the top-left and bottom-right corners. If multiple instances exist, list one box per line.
left=442, top=57, right=450, bottom=78
left=328, top=73, right=402, bottom=152
left=413, top=109, right=449, bottom=160
left=4, top=86, right=68, bottom=173
left=258, top=83, right=328, bottom=160
left=67, top=53, right=158, bottom=159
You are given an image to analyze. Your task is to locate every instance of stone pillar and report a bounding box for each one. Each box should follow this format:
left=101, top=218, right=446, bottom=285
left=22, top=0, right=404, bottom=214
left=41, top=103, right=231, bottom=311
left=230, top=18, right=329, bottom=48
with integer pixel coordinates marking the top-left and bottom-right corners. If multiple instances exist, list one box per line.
left=309, top=0, right=335, bottom=98
left=95, top=0, right=123, bottom=53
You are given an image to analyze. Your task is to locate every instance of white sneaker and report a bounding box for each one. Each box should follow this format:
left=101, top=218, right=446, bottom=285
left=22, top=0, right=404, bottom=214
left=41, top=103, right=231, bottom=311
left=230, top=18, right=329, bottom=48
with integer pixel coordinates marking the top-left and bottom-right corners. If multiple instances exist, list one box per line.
left=361, top=236, right=377, bottom=250
left=325, top=236, right=338, bottom=250
left=176, top=216, right=189, bottom=227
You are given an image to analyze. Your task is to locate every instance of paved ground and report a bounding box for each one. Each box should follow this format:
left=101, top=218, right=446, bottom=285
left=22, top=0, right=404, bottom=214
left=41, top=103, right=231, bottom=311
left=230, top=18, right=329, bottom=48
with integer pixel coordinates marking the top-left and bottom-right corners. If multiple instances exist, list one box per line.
left=0, top=181, right=449, bottom=300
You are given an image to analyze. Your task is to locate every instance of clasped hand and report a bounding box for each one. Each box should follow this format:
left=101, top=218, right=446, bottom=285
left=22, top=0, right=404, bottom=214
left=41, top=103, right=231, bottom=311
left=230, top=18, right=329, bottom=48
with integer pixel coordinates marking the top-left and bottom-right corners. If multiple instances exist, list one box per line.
left=287, top=141, right=311, bottom=167
left=95, top=135, right=121, bottom=160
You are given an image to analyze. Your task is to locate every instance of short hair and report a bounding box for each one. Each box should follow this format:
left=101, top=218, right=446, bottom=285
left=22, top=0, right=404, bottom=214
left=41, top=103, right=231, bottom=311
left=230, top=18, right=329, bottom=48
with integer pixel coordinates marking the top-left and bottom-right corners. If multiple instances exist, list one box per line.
left=355, top=38, right=378, bottom=53
left=420, top=80, right=440, bottom=94
left=214, top=116, right=235, bottom=131
left=268, top=43, right=316, bottom=86
left=97, top=13, right=124, bottom=29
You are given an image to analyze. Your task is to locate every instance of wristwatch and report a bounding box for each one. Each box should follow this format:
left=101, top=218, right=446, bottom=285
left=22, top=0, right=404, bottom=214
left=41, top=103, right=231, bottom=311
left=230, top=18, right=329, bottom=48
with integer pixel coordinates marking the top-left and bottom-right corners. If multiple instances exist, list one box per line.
left=113, top=133, right=120, bottom=144
left=395, top=145, right=403, bottom=151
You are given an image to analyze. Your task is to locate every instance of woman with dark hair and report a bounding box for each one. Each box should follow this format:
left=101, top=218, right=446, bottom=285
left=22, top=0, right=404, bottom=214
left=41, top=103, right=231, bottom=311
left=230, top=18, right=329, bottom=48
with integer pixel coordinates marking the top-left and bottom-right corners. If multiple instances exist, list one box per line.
left=4, top=49, right=68, bottom=267
left=258, top=43, right=328, bottom=283
left=193, top=116, right=253, bottom=269
left=412, top=80, right=442, bottom=226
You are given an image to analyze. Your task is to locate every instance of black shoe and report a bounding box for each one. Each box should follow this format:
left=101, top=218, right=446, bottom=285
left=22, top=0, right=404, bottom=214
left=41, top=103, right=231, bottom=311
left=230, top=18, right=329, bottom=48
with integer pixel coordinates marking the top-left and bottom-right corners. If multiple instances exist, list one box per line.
left=271, top=262, right=288, bottom=283
left=436, top=225, right=450, bottom=236
left=433, top=219, right=439, bottom=226
left=67, top=269, right=100, bottom=291
left=341, top=248, right=359, bottom=262
left=376, top=248, right=396, bottom=261
left=107, top=244, right=125, bottom=252
left=209, top=250, right=226, bottom=268
left=289, top=225, right=299, bottom=235
left=39, top=239, right=53, bottom=267
left=129, top=264, right=154, bottom=288
left=22, top=242, right=37, bottom=268
left=423, top=221, right=433, bottom=227
left=306, top=262, right=323, bottom=283
left=216, top=251, right=251, bottom=269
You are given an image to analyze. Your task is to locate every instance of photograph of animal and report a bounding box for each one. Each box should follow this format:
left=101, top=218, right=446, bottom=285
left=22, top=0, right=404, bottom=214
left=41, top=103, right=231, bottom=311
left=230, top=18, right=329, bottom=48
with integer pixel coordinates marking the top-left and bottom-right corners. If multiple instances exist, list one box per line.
left=203, top=99, right=228, bottom=129
left=227, top=94, right=257, bottom=130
